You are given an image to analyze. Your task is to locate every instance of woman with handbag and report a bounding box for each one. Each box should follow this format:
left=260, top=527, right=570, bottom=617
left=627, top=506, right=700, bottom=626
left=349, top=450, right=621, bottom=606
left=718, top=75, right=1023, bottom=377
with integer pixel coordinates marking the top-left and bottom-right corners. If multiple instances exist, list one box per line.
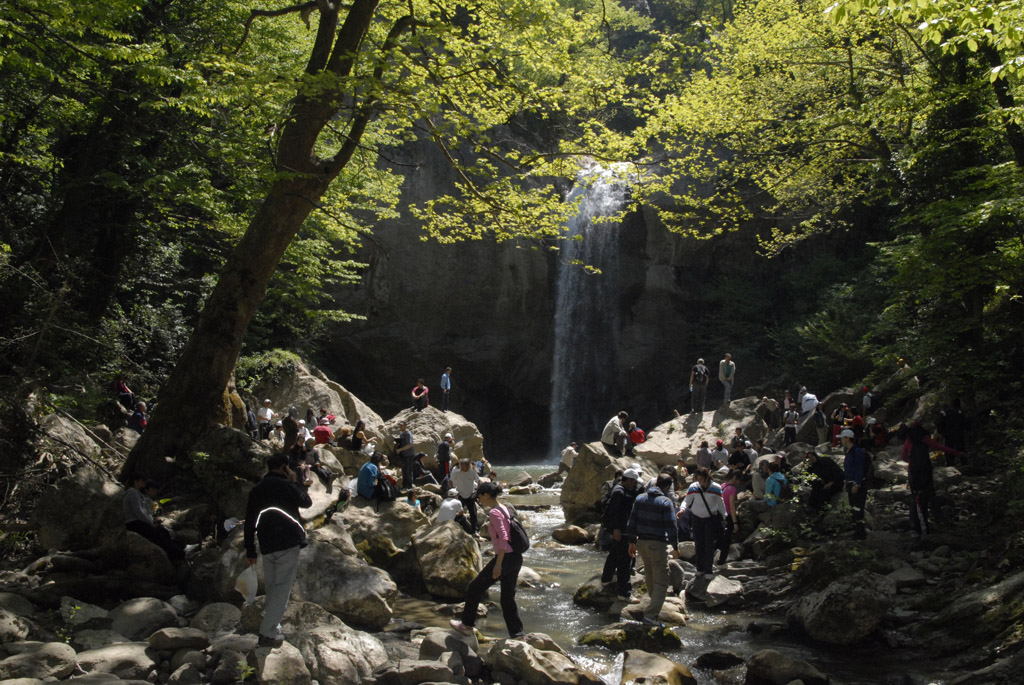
left=450, top=482, right=525, bottom=638
left=679, top=468, right=727, bottom=578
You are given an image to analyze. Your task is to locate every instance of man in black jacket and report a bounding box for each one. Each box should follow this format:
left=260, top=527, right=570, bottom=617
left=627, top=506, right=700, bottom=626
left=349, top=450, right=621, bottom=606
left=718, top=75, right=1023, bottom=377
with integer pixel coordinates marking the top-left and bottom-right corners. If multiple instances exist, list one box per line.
left=600, top=468, right=640, bottom=600
left=244, top=454, right=312, bottom=647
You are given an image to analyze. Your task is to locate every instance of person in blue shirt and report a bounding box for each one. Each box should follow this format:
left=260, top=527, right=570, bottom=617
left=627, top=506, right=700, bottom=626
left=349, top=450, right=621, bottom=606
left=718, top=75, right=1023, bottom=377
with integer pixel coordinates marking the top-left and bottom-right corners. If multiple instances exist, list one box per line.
left=840, top=428, right=868, bottom=539
left=440, top=366, right=452, bottom=412
left=750, top=460, right=788, bottom=514
left=356, top=454, right=382, bottom=500
left=627, top=473, right=680, bottom=626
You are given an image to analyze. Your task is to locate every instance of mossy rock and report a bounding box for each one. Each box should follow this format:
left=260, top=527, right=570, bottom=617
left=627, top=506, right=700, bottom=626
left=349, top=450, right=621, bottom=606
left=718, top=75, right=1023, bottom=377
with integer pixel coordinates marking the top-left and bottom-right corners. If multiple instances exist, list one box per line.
left=578, top=622, right=681, bottom=652
left=356, top=536, right=403, bottom=569
left=572, top=577, right=617, bottom=610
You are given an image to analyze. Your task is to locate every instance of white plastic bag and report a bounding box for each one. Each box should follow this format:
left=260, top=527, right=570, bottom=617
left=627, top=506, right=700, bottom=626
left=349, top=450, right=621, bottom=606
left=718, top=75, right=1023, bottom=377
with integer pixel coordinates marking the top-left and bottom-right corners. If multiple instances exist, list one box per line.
left=235, top=564, right=258, bottom=605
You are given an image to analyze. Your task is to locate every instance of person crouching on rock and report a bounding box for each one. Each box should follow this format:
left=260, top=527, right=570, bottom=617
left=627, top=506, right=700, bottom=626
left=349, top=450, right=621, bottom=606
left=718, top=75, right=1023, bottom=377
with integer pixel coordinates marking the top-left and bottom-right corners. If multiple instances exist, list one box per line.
left=450, top=482, right=525, bottom=638
left=244, top=453, right=312, bottom=648
left=123, top=476, right=198, bottom=563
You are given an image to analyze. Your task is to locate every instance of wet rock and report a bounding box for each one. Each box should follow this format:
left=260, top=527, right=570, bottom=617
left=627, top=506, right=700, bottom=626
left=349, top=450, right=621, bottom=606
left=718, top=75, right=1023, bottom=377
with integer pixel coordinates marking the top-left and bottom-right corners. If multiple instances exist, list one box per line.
left=621, top=596, right=687, bottom=627
left=0, top=641, right=77, bottom=680
left=745, top=648, right=828, bottom=685
left=509, top=471, right=534, bottom=487
left=417, top=626, right=477, bottom=660
left=518, top=565, right=544, bottom=588
left=621, top=648, right=697, bottom=685
left=292, top=534, right=398, bottom=630
left=188, top=602, right=241, bottom=637
left=374, top=659, right=455, bottom=685
left=148, top=627, right=210, bottom=652
left=109, top=597, right=178, bottom=641
left=552, top=525, right=593, bottom=545
left=788, top=569, right=896, bottom=645
left=577, top=622, right=682, bottom=652
left=412, top=520, right=482, bottom=599
left=250, top=641, right=311, bottom=685
left=538, top=471, right=562, bottom=488
left=687, top=574, right=743, bottom=608
left=76, top=642, right=158, bottom=679
left=561, top=445, right=650, bottom=525
left=572, top=576, right=619, bottom=610
left=485, top=637, right=602, bottom=684
left=71, top=629, right=130, bottom=651
left=693, top=650, right=744, bottom=670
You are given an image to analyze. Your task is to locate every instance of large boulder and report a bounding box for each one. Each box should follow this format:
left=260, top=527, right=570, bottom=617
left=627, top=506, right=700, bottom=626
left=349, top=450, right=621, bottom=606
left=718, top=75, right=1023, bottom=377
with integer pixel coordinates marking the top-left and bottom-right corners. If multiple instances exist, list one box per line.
left=0, top=607, right=31, bottom=643
left=239, top=600, right=387, bottom=683
left=39, top=413, right=101, bottom=459
left=484, top=637, right=602, bottom=684
left=250, top=640, right=310, bottom=685
left=411, top=521, right=482, bottom=599
left=787, top=569, right=896, bottom=645
left=633, top=399, right=767, bottom=467
left=292, top=531, right=398, bottom=631
left=76, top=642, right=158, bottom=680
left=560, top=444, right=653, bottom=525
left=341, top=498, right=430, bottom=550
left=621, top=649, right=697, bottom=685
left=34, top=464, right=122, bottom=550
left=109, top=597, right=178, bottom=641
left=0, top=641, right=77, bottom=680
left=380, top=407, right=487, bottom=467
left=189, top=603, right=242, bottom=637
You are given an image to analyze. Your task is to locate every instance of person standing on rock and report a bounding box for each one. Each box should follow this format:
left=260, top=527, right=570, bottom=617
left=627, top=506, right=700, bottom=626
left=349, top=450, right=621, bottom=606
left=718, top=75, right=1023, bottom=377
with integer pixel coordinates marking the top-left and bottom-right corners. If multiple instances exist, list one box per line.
left=411, top=379, right=429, bottom=411
left=718, top=353, right=736, bottom=405
left=396, top=421, right=415, bottom=489
left=558, top=442, right=578, bottom=475
left=450, top=482, right=525, bottom=638
left=257, top=399, right=277, bottom=440
left=903, top=423, right=964, bottom=536
left=601, top=411, right=629, bottom=456
left=840, top=428, right=868, bottom=539
left=601, top=468, right=641, bottom=600
left=689, top=358, right=710, bottom=413
left=678, top=468, right=725, bottom=579
left=436, top=432, right=454, bottom=489
left=627, top=472, right=680, bottom=626
left=717, top=469, right=742, bottom=565
left=244, top=454, right=312, bottom=647
left=783, top=405, right=799, bottom=446
left=452, top=458, right=481, bottom=533
left=440, top=367, right=452, bottom=412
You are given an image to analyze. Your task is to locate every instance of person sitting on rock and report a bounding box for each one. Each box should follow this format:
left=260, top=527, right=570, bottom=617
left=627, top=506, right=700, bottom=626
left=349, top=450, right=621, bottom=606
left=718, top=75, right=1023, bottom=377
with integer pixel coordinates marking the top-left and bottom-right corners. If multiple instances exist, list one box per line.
left=351, top=420, right=377, bottom=455
left=411, top=379, right=430, bottom=411
left=627, top=422, right=646, bottom=456
left=405, top=488, right=422, bottom=513
left=730, top=427, right=748, bottom=450
left=269, top=420, right=285, bottom=448
left=804, top=450, right=844, bottom=511
left=436, top=488, right=475, bottom=534
left=711, top=439, right=730, bottom=466
left=317, top=407, right=335, bottom=425
left=127, top=401, right=148, bottom=433
left=123, top=476, right=197, bottom=563
left=750, top=460, right=787, bottom=514
left=601, top=411, right=630, bottom=456
left=356, top=453, right=383, bottom=500
left=312, top=417, right=335, bottom=446
left=301, top=438, right=337, bottom=492
left=413, top=452, right=439, bottom=486
left=296, top=419, right=311, bottom=443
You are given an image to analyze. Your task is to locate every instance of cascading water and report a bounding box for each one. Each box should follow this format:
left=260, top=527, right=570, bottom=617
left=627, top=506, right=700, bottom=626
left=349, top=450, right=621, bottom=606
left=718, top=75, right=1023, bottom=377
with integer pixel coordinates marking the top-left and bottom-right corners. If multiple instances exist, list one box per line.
left=549, top=167, right=630, bottom=459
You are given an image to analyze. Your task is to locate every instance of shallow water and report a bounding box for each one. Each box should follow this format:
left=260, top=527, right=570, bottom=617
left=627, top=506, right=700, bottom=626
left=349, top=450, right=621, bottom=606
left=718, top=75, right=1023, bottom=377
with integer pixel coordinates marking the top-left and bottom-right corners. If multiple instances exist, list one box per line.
left=403, top=464, right=945, bottom=684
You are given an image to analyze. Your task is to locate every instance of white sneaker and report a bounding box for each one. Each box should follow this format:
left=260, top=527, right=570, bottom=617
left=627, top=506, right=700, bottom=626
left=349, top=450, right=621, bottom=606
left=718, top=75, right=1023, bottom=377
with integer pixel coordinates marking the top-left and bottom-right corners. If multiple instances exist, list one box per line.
left=449, top=619, right=474, bottom=636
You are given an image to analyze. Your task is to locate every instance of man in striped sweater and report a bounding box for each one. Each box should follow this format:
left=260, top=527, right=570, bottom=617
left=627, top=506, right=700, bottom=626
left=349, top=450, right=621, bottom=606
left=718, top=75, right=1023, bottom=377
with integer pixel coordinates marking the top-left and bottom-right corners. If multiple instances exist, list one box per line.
left=626, top=473, right=679, bottom=627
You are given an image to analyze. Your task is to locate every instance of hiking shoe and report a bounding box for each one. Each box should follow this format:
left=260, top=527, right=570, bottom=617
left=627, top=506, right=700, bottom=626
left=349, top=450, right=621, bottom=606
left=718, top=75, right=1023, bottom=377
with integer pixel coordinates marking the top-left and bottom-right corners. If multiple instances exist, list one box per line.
left=258, top=634, right=284, bottom=648
left=639, top=616, right=663, bottom=628
left=449, top=619, right=474, bottom=636
left=511, top=632, right=526, bottom=639
left=616, top=594, right=631, bottom=602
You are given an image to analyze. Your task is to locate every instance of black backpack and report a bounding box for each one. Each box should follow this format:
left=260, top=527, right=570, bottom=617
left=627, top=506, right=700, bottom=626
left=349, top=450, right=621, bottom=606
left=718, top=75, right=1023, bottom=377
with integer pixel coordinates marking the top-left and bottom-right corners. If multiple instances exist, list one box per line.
left=499, top=505, right=530, bottom=554
left=693, top=364, right=708, bottom=384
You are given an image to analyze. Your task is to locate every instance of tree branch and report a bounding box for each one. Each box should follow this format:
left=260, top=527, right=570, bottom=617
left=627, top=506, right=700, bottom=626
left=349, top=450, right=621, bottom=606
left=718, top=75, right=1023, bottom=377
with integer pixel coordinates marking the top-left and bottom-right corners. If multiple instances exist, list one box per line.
left=233, top=1, right=319, bottom=55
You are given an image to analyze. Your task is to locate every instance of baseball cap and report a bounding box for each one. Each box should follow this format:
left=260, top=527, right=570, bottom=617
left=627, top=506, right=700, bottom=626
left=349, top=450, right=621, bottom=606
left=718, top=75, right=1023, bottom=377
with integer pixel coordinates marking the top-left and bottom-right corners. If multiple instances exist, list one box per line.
left=447, top=488, right=459, bottom=498
left=444, top=432, right=453, bottom=439
left=623, top=468, right=640, bottom=481
left=716, top=439, right=723, bottom=446
left=839, top=429, right=855, bottom=439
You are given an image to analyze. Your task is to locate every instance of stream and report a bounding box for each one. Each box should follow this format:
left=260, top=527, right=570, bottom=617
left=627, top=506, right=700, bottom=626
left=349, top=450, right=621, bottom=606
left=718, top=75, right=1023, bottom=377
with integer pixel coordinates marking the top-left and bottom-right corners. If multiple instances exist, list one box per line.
left=393, top=465, right=942, bottom=684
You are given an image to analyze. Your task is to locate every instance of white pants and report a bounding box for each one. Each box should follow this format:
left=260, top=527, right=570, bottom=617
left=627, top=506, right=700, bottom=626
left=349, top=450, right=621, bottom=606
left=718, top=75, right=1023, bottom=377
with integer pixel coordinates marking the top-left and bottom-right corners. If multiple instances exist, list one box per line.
left=260, top=546, right=300, bottom=639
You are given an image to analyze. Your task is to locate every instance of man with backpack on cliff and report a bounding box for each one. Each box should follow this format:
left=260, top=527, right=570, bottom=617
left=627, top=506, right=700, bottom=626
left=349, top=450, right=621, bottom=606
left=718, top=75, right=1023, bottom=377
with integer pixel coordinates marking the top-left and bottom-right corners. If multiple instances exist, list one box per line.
left=689, top=358, right=710, bottom=414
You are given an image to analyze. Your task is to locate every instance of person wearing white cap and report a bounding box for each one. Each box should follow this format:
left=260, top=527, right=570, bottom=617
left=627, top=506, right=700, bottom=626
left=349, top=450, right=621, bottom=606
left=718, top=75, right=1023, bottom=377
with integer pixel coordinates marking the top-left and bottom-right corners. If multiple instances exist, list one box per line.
left=600, top=468, right=640, bottom=600
left=296, top=419, right=311, bottom=443
left=436, top=487, right=474, bottom=534
left=558, top=442, right=578, bottom=475
left=840, top=428, right=868, bottom=539
left=257, top=399, right=277, bottom=440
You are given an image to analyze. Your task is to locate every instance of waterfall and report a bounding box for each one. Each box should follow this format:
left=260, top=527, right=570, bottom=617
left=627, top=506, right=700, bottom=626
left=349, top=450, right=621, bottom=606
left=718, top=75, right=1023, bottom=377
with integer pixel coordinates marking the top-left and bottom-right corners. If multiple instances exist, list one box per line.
left=549, top=167, right=630, bottom=460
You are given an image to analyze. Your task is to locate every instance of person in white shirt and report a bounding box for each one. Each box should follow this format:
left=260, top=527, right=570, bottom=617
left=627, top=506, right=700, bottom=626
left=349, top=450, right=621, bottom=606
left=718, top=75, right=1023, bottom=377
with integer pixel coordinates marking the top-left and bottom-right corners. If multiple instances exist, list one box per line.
left=718, top=354, right=736, bottom=405
left=257, top=399, right=277, bottom=440
left=558, top=442, right=578, bottom=475
left=452, top=459, right=481, bottom=532
left=436, top=488, right=474, bottom=534
left=296, top=419, right=311, bottom=443
left=601, top=412, right=629, bottom=456
left=800, top=391, right=819, bottom=415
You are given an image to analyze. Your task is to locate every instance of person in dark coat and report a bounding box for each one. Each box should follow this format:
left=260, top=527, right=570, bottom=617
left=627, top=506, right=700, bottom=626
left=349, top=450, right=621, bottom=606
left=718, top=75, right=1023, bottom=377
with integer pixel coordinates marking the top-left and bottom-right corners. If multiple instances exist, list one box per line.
left=600, top=468, right=640, bottom=599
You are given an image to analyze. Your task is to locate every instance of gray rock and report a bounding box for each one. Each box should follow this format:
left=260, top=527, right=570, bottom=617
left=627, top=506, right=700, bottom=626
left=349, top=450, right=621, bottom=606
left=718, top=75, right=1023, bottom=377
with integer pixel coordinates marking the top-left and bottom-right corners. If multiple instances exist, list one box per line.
left=170, top=648, right=206, bottom=672
left=188, top=602, right=241, bottom=637
left=412, top=521, right=483, bottom=599
left=621, top=649, right=697, bottom=685
left=561, top=445, right=653, bottom=525
left=0, top=641, right=77, bottom=680
left=485, top=637, right=602, bottom=684
left=0, top=608, right=31, bottom=643
left=148, top=627, right=210, bottom=652
left=537, top=471, right=562, bottom=488
left=210, top=648, right=246, bottom=684
left=39, top=413, right=101, bottom=459
left=635, top=401, right=767, bottom=467
left=33, top=464, right=122, bottom=550
left=71, top=629, right=131, bottom=652
left=745, top=649, right=828, bottom=685
left=417, top=627, right=477, bottom=660
left=572, top=576, right=619, bottom=610
left=342, top=498, right=430, bottom=551
left=250, top=640, right=311, bottom=685
left=578, top=622, right=682, bottom=652
left=109, top=598, right=178, bottom=641
left=75, top=642, right=157, bottom=679
left=379, top=408, right=487, bottom=471
left=122, top=529, right=179, bottom=584
left=61, top=596, right=109, bottom=626
left=788, top=569, right=896, bottom=645
left=385, top=659, right=455, bottom=684
left=887, top=566, right=927, bottom=589
left=0, top=592, right=34, bottom=617
left=167, top=663, right=203, bottom=685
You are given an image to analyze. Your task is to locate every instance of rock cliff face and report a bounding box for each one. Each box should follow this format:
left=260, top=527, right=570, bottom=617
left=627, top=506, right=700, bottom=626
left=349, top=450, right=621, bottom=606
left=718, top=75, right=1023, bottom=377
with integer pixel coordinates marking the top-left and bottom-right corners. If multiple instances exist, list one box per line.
left=318, top=138, right=844, bottom=458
